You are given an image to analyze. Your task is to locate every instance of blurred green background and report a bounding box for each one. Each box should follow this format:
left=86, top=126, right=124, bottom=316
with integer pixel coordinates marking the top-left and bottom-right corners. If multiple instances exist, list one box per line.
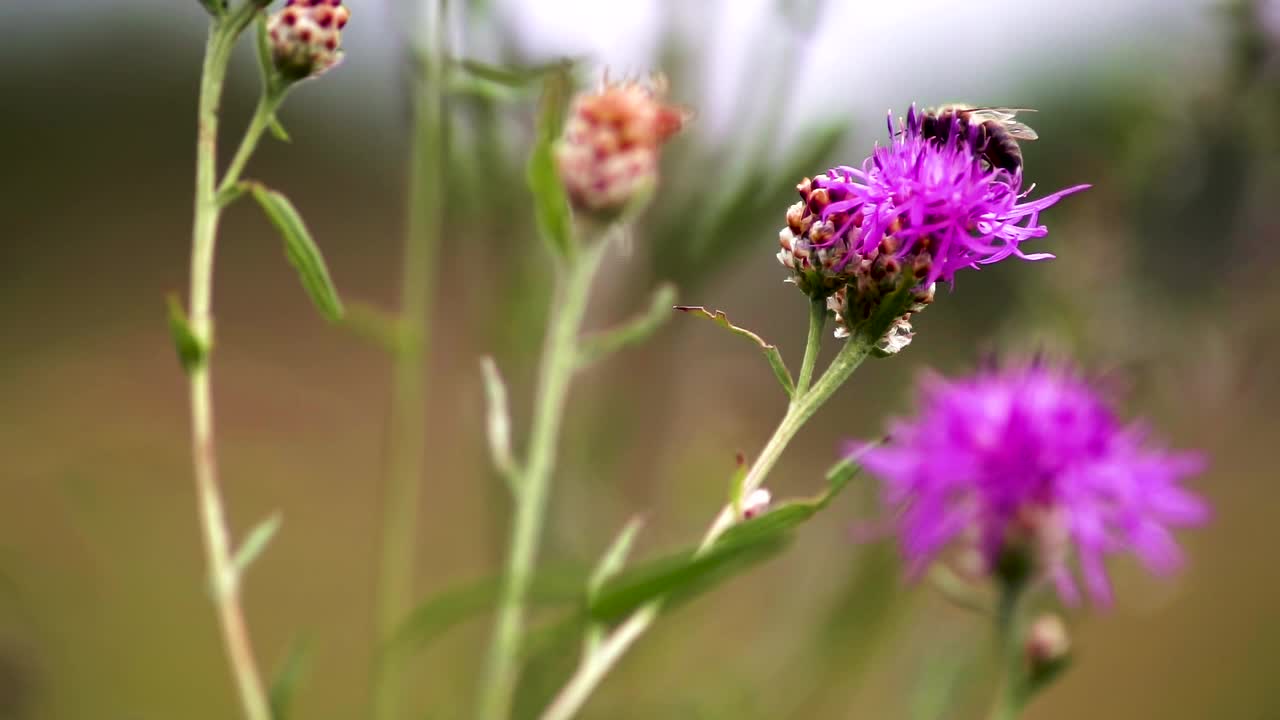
left=2, top=0, right=1278, bottom=718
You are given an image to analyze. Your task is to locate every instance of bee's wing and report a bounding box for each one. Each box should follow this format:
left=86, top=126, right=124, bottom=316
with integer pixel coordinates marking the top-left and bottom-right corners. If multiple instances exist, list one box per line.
left=968, top=108, right=1041, bottom=141
left=1001, top=120, right=1039, bottom=141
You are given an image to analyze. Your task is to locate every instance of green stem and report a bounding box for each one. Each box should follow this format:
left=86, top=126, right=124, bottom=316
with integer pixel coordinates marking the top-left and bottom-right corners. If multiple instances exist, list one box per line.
left=478, top=241, right=609, bottom=720
left=794, top=297, right=826, bottom=397
left=218, top=89, right=287, bottom=199
left=986, top=584, right=1028, bottom=720
left=372, top=9, right=446, bottom=719
left=702, top=333, right=873, bottom=548
left=545, top=315, right=874, bottom=719
left=187, top=7, right=272, bottom=720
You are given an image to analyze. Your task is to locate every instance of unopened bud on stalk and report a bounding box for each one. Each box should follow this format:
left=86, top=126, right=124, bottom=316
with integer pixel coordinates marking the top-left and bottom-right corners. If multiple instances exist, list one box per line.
left=267, top=0, right=350, bottom=82
left=1025, top=612, right=1072, bottom=691
left=742, top=488, right=772, bottom=520
left=554, top=75, right=688, bottom=220
left=1026, top=613, right=1070, bottom=666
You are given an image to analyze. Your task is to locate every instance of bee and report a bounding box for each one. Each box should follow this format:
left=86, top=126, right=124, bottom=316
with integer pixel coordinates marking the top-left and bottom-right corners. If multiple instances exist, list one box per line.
left=918, top=105, right=1039, bottom=175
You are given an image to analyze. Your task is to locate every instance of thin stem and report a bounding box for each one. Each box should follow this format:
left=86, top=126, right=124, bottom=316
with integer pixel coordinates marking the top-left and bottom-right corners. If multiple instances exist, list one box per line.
left=986, top=583, right=1028, bottom=720
left=794, top=297, right=826, bottom=397
left=218, top=89, right=286, bottom=199
left=545, top=330, right=876, bottom=718
left=187, top=8, right=272, bottom=720
left=372, top=6, right=447, bottom=719
left=478, top=241, right=609, bottom=720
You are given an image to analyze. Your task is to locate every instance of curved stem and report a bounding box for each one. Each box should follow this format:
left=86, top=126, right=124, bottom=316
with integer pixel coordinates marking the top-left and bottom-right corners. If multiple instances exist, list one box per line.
left=545, top=328, right=875, bottom=719
left=794, top=297, right=826, bottom=397
left=478, top=241, right=609, bottom=720
left=986, top=584, right=1029, bottom=720
left=372, top=4, right=447, bottom=717
left=218, top=89, right=286, bottom=199
left=187, top=9, right=272, bottom=720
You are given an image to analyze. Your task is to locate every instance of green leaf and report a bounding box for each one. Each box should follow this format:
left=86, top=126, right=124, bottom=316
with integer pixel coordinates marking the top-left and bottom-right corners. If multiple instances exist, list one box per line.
left=583, top=518, right=644, bottom=654
left=199, top=0, right=227, bottom=18
left=267, top=114, right=291, bottom=142
left=589, top=518, right=644, bottom=599
left=385, top=570, right=585, bottom=659
left=577, top=283, right=678, bottom=368
left=526, top=62, right=576, bottom=260
left=248, top=183, right=345, bottom=321
left=339, top=300, right=404, bottom=354
left=166, top=293, right=209, bottom=373
left=589, top=454, right=868, bottom=624
left=232, top=512, right=282, bottom=578
left=588, top=520, right=791, bottom=625
left=269, top=635, right=312, bottom=720
left=674, top=306, right=795, bottom=397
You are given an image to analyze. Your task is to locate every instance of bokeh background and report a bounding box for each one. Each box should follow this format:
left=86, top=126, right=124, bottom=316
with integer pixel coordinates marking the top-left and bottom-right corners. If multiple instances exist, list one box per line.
left=3, top=0, right=1278, bottom=718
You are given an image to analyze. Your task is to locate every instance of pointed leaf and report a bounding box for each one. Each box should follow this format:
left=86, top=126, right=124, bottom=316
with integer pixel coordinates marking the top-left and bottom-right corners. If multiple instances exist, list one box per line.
left=674, top=306, right=794, bottom=397
left=232, top=512, right=282, bottom=578
left=589, top=454, right=869, bottom=624
left=267, top=114, right=291, bottom=142
left=248, top=183, right=345, bottom=321
left=386, top=570, right=585, bottom=659
left=166, top=293, right=209, bottom=373
left=339, top=300, right=404, bottom=354
left=269, top=635, right=311, bottom=720
left=589, top=518, right=644, bottom=599
left=583, top=517, right=644, bottom=654
left=577, top=284, right=678, bottom=368
left=526, top=62, right=576, bottom=260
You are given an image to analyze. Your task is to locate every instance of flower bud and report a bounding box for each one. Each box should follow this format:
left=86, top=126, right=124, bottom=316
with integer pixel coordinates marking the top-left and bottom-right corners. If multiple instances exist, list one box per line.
left=267, top=0, right=350, bottom=82
left=1025, top=613, right=1070, bottom=666
left=741, top=488, right=772, bottom=520
left=554, top=75, right=687, bottom=220
left=1025, top=613, right=1072, bottom=690
left=776, top=175, right=860, bottom=299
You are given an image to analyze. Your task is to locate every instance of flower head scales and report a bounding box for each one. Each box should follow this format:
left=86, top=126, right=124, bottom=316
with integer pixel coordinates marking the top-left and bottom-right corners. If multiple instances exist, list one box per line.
left=858, top=361, right=1208, bottom=605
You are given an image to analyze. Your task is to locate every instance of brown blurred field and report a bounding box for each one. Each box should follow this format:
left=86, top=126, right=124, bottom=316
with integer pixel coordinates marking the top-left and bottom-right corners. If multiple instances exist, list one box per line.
left=2, top=2, right=1278, bottom=719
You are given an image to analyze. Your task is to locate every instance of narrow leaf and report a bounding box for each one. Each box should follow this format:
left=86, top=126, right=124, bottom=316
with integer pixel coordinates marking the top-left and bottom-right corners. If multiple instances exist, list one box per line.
left=248, top=183, right=345, bottom=321
left=386, top=570, right=585, bottom=659
left=526, top=62, right=576, bottom=260
left=588, top=527, right=790, bottom=624
left=455, top=58, right=577, bottom=88
left=577, top=283, right=678, bottom=368
left=583, top=518, right=644, bottom=654
left=339, top=300, right=404, bottom=354
left=269, top=636, right=312, bottom=720
left=589, top=518, right=644, bottom=599
left=480, top=357, right=517, bottom=483
left=589, top=454, right=868, bottom=624
left=166, top=293, right=209, bottom=373
left=232, top=512, right=282, bottom=578
left=674, top=306, right=794, bottom=397
left=267, top=114, right=291, bottom=142
left=199, top=0, right=227, bottom=17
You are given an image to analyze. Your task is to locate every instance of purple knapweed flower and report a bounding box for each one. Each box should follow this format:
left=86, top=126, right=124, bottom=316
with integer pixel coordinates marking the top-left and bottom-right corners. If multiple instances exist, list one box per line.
left=817, top=106, right=1089, bottom=287
left=858, top=361, right=1209, bottom=606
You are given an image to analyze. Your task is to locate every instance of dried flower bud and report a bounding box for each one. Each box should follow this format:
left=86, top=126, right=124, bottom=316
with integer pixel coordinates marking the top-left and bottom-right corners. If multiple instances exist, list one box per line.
left=554, top=75, right=687, bottom=220
left=267, top=0, right=350, bottom=82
